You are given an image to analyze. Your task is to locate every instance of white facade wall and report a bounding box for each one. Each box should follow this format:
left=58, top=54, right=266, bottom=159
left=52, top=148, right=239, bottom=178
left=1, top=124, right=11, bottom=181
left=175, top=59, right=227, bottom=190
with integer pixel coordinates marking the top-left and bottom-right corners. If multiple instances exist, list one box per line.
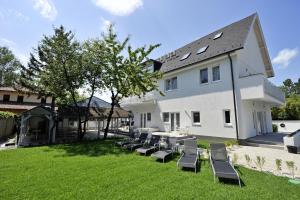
left=272, top=120, right=300, bottom=133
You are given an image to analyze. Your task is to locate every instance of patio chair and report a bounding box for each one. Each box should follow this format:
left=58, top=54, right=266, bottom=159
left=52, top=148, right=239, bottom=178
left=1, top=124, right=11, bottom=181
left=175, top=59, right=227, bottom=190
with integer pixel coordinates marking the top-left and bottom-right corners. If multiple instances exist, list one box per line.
left=151, top=137, right=178, bottom=163
left=177, top=139, right=199, bottom=173
left=136, top=135, right=161, bottom=155
left=210, top=143, right=241, bottom=187
left=123, top=132, right=149, bottom=151
left=115, top=129, right=137, bottom=147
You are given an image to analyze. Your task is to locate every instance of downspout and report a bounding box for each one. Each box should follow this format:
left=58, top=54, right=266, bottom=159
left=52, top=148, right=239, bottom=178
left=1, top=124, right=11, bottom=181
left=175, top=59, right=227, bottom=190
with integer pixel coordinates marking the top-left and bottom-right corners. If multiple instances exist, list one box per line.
left=228, top=53, right=239, bottom=140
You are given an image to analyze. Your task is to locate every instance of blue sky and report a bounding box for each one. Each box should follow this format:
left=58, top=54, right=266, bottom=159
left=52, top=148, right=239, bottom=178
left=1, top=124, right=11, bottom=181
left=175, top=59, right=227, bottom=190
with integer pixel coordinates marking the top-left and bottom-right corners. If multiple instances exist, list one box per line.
left=0, top=0, right=299, bottom=97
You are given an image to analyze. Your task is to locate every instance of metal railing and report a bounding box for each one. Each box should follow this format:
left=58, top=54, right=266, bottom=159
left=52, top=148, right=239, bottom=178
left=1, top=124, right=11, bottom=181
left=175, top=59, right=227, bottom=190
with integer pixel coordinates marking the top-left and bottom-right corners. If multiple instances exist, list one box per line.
left=121, top=92, right=157, bottom=105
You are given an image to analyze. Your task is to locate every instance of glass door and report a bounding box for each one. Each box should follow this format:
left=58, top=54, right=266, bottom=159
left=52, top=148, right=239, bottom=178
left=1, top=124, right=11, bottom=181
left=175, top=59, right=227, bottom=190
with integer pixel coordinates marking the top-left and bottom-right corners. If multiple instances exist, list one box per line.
left=170, top=112, right=180, bottom=131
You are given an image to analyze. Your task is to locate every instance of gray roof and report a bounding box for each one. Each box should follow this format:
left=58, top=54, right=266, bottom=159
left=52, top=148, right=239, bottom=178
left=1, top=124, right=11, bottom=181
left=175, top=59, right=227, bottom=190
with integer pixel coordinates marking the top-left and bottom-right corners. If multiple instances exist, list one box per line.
left=157, top=14, right=257, bottom=73
left=76, top=96, right=111, bottom=108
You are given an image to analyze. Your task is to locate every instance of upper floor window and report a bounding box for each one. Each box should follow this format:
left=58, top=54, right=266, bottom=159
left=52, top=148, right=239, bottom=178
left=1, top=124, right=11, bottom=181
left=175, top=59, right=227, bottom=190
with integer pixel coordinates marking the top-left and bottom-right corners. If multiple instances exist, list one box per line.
left=3, top=94, right=10, bottom=102
left=17, top=95, right=24, bottom=103
left=212, top=66, right=220, bottom=81
left=165, top=77, right=177, bottom=91
left=41, top=97, right=46, bottom=104
left=200, top=68, right=208, bottom=84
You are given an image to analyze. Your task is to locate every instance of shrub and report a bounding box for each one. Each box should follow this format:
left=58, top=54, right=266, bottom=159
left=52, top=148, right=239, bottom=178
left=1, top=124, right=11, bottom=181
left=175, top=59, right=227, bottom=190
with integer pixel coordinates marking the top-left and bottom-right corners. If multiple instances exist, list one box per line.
left=224, top=139, right=238, bottom=147
left=0, top=111, right=15, bottom=119
left=255, top=156, right=266, bottom=171
left=286, top=161, right=297, bottom=179
left=245, top=154, right=251, bottom=167
left=275, top=159, right=282, bottom=174
left=272, top=124, right=278, bottom=133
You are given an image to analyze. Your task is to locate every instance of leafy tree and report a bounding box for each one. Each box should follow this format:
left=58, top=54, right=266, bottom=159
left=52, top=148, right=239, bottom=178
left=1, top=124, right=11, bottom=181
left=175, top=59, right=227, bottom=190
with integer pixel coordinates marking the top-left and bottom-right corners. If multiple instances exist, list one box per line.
left=100, top=25, right=162, bottom=139
left=281, top=79, right=295, bottom=97
left=272, top=95, right=300, bottom=120
left=0, top=46, right=21, bottom=87
left=18, top=26, right=86, bottom=139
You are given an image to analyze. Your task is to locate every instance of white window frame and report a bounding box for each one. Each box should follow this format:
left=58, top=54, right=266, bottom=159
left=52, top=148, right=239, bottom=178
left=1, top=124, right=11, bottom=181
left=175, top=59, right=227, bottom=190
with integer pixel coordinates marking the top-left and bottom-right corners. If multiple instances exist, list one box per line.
left=223, top=109, right=232, bottom=127
left=165, top=77, right=178, bottom=91
left=212, top=66, right=221, bottom=82
left=191, top=111, right=201, bottom=126
left=200, top=68, right=209, bottom=84
left=162, top=112, right=170, bottom=123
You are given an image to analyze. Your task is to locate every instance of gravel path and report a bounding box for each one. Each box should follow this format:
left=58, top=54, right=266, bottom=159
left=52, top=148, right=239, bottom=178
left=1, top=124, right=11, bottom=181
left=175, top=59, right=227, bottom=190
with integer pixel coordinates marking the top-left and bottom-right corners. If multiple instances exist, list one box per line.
left=228, top=145, right=300, bottom=178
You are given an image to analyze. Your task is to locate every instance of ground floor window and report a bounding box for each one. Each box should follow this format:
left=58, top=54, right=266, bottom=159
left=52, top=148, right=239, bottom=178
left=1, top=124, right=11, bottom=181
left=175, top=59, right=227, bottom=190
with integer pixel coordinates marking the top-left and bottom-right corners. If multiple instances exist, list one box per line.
left=162, top=112, right=169, bottom=122
left=192, top=111, right=200, bottom=125
left=223, top=110, right=231, bottom=126
left=147, top=112, right=151, bottom=121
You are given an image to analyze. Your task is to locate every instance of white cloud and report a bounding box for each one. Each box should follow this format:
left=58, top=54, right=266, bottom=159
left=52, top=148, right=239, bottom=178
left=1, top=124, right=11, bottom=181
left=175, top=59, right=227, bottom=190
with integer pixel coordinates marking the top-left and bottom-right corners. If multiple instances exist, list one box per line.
left=0, top=37, right=29, bottom=65
left=93, top=0, right=143, bottom=16
left=101, top=17, right=112, bottom=31
left=8, top=9, right=30, bottom=21
left=272, top=48, right=298, bottom=68
left=33, top=0, right=57, bottom=21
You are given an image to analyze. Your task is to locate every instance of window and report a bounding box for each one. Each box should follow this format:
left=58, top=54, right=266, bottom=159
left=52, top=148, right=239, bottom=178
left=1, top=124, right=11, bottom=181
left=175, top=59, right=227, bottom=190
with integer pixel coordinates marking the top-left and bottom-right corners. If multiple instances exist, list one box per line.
left=41, top=97, right=46, bottom=104
left=165, top=77, right=177, bottom=91
left=224, top=110, right=231, bottom=125
left=197, top=45, right=209, bottom=54
left=212, top=66, right=220, bottom=81
left=163, top=112, right=169, bottom=122
left=192, top=111, right=200, bottom=125
left=180, top=52, right=191, bottom=61
left=200, top=68, right=208, bottom=84
left=147, top=113, right=151, bottom=121
left=17, top=95, right=24, bottom=103
left=213, top=32, right=223, bottom=40
left=3, top=95, right=10, bottom=102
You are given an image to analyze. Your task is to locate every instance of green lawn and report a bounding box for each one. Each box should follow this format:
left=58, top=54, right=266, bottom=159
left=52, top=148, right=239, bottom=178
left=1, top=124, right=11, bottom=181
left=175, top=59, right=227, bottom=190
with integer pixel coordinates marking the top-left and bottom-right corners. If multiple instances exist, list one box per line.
left=0, top=139, right=299, bottom=200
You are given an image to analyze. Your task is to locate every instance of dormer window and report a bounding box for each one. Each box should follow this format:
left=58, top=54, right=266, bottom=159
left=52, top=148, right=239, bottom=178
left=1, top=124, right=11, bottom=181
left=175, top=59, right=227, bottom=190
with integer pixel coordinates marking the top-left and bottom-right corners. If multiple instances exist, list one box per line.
left=197, top=46, right=209, bottom=54
left=180, top=52, right=191, bottom=61
left=213, top=32, right=223, bottom=40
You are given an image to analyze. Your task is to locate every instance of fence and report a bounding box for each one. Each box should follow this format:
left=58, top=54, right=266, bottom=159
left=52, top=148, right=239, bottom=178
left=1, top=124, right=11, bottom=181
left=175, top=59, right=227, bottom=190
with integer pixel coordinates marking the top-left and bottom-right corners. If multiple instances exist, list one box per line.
left=0, top=118, right=15, bottom=139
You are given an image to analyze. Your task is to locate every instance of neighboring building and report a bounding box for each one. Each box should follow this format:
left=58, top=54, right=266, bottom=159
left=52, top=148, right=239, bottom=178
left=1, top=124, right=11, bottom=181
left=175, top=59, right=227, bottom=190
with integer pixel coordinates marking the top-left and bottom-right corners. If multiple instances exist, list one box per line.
left=0, top=87, right=52, bottom=113
left=121, top=13, right=285, bottom=140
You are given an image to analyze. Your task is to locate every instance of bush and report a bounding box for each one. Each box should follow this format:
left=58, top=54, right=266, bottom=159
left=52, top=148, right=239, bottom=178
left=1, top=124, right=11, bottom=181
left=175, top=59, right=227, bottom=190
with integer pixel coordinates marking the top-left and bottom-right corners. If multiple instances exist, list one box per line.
left=224, top=139, right=238, bottom=147
left=272, top=124, right=278, bottom=133
left=0, top=111, right=15, bottom=119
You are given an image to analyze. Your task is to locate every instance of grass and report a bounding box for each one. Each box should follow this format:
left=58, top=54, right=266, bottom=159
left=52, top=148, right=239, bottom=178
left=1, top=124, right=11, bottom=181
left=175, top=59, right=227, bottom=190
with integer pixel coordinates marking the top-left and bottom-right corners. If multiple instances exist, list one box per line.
left=0, top=139, right=299, bottom=200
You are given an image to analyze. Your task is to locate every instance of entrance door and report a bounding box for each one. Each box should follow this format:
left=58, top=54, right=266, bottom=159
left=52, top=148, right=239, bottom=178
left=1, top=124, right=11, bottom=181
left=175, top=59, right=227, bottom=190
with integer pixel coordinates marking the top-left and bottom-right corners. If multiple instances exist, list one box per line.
left=170, top=112, right=180, bottom=131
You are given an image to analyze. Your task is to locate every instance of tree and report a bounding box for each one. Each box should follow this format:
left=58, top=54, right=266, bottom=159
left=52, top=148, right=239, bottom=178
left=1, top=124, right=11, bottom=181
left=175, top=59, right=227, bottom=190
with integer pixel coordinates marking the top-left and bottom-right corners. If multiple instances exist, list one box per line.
left=281, top=78, right=296, bottom=97
left=18, top=26, right=86, bottom=139
left=100, top=25, right=162, bottom=139
left=0, top=46, right=21, bottom=87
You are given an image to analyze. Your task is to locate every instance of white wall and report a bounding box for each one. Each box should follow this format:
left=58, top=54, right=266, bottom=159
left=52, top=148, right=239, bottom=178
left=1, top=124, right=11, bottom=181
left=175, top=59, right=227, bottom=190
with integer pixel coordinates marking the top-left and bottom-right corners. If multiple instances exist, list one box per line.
left=272, top=120, right=300, bottom=133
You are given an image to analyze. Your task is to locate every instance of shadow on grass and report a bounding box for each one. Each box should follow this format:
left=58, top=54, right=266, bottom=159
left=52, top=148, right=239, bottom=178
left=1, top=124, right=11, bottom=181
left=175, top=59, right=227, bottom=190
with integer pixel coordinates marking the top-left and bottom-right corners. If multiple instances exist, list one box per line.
left=46, top=138, right=132, bottom=157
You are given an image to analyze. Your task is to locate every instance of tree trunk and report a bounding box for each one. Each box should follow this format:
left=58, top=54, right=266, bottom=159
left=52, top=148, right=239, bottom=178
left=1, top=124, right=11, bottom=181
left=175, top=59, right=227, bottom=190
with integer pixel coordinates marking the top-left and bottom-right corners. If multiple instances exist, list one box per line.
left=83, top=79, right=96, bottom=135
left=104, top=97, right=116, bottom=140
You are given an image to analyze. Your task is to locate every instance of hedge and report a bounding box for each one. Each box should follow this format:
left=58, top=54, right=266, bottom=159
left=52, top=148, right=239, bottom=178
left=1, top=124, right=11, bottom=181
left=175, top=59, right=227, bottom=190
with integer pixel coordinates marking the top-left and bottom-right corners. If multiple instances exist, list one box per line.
left=0, top=111, right=15, bottom=119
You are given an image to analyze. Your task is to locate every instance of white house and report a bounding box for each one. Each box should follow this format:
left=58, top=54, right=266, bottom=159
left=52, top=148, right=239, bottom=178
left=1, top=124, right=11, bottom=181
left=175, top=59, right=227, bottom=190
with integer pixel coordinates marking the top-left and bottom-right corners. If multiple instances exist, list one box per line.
left=121, top=13, right=285, bottom=140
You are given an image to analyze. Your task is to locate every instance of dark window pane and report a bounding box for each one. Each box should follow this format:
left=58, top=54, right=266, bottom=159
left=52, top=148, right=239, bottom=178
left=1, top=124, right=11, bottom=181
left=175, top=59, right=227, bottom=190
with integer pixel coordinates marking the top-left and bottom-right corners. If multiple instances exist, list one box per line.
left=200, top=68, right=208, bottom=83
left=163, top=112, right=169, bottom=122
left=213, top=66, right=220, bottom=81
left=147, top=113, right=151, bottom=121
left=225, top=110, right=231, bottom=124
left=41, top=97, right=46, bottom=104
left=3, top=95, right=10, bottom=102
left=17, top=96, right=24, bottom=103
left=193, top=112, right=200, bottom=123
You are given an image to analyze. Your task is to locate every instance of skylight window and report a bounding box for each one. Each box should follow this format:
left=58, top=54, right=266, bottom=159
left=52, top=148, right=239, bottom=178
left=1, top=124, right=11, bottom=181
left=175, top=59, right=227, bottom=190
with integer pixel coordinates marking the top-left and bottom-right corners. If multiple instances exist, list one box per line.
left=180, top=52, right=191, bottom=61
left=197, top=45, right=209, bottom=54
left=213, top=32, right=223, bottom=40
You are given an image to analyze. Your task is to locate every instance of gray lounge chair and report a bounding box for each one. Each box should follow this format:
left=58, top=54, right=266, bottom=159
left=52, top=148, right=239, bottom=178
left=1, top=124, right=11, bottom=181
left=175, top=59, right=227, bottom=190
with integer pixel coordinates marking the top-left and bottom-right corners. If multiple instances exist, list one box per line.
left=151, top=137, right=177, bottom=163
left=210, top=143, right=241, bottom=187
left=123, top=132, right=149, bottom=151
left=115, top=129, right=137, bottom=147
left=177, top=139, right=199, bottom=173
left=136, top=135, right=161, bottom=155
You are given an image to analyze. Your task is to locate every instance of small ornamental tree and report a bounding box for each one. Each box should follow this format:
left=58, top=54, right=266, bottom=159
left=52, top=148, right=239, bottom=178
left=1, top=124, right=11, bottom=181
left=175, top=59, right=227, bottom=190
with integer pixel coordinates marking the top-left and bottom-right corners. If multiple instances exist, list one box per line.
left=100, top=25, right=162, bottom=139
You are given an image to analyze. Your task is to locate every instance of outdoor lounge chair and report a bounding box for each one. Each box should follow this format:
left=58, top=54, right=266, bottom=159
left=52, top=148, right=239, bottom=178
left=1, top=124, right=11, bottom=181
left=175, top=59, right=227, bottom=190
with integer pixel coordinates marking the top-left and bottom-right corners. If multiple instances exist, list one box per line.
left=136, top=135, right=161, bottom=155
left=115, top=129, right=137, bottom=147
left=177, top=139, right=199, bottom=173
left=210, top=143, right=241, bottom=187
left=123, top=132, right=149, bottom=151
left=151, top=137, right=177, bottom=163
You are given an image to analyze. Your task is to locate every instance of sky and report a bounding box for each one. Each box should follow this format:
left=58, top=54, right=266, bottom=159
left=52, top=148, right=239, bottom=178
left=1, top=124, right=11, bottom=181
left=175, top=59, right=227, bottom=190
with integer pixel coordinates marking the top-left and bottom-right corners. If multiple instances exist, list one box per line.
left=0, top=0, right=300, bottom=101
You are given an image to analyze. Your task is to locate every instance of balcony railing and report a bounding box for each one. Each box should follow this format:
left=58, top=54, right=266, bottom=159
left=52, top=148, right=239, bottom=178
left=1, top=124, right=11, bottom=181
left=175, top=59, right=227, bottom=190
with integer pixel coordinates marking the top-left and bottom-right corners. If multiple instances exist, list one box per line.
left=121, top=92, right=157, bottom=105
left=263, top=78, right=285, bottom=103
